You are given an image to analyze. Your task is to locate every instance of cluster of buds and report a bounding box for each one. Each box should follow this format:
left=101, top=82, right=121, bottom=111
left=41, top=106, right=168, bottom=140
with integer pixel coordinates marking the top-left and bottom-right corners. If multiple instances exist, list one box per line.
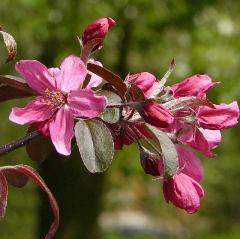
left=0, top=17, right=238, bottom=238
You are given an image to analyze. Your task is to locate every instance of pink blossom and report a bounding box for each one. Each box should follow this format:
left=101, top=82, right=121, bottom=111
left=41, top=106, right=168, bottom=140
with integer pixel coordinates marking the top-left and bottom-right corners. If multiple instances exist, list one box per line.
left=179, top=127, right=221, bottom=158
left=9, top=55, right=107, bottom=155
left=157, top=145, right=204, bottom=182
left=171, top=74, right=218, bottom=98
left=163, top=173, right=204, bottom=213
left=197, top=101, right=239, bottom=130
left=176, top=145, right=204, bottom=182
left=126, top=72, right=158, bottom=97
left=140, top=102, right=174, bottom=128
left=82, top=17, right=116, bottom=50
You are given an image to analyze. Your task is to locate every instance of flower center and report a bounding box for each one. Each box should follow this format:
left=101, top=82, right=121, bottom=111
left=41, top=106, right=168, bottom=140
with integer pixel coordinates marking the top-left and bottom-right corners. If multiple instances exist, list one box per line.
left=44, top=89, right=67, bottom=108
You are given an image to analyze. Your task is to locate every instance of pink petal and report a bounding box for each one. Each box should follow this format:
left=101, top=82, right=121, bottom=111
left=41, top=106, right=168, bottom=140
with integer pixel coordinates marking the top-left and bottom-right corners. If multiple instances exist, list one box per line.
left=49, top=106, right=74, bottom=155
left=68, top=89, right=107, bottom=118
left=9, top=97, right=54, bottom=125
left=199, top=128, right=221, bottom=149
left=171, top=74, right=218, bottom=98
left=126, top=72, right=158, bottom=97
left=189, top=128, right=217, bottom=158
left=176, top=145, right=204, bottom=182
left=198, top=101, right=239, bottom=130
left=56, top=55, right=87, bottom=93
left=16, top=60, right=55, bottom=94
left=86, top=59, right=103, bottom=89
left=48, top=67, right=60, bottom=77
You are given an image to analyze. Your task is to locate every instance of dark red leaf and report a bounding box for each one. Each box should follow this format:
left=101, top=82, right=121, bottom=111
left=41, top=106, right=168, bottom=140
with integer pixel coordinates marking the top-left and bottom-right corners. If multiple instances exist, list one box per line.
left=0, top=165, right=59, bottom=239
left=0, top=172, right=7, bottom=219
left=0, top=75, right=36, bottom=95
left=2, top=169, right=28, bottom=188
left=87, top=63, right=127, bottom=96
left=0, top=85, right=33, bottom=102
left=26, top=125, right=54, bottom=163
left=128, top=84, right=146, bottom=102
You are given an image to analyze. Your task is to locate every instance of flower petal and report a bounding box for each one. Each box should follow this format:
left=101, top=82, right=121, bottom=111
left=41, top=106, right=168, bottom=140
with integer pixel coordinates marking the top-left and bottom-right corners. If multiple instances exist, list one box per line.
left=176, top=145, right=204, bottom=182
left=16, top=60, right=55, bottom=94
left=56, top=55, right=87, bottom=93
left=49, top=106, right=74, bottom=155
left=68, top=89, right=107, bottom=118
left=198, top=101, right=239, bottom=130
left=9, top=97, right=54, bottom=125
left=86, top=59, right=103, bottom=89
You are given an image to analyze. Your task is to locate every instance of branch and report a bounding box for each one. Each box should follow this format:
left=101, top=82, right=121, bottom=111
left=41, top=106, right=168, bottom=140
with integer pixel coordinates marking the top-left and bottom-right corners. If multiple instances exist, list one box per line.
left=0, top=131, right=41, bottom=157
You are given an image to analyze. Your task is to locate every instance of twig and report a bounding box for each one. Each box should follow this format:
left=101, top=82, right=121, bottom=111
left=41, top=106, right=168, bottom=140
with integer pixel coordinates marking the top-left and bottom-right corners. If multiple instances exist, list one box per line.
left=0, top=131, right=41, bottom=157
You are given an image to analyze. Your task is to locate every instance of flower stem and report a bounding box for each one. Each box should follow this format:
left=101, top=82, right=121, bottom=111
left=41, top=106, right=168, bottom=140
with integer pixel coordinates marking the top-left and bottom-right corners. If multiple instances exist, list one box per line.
left=106, top=101, right=142, bottom=108
left=0, top=131, right=41, bottom=157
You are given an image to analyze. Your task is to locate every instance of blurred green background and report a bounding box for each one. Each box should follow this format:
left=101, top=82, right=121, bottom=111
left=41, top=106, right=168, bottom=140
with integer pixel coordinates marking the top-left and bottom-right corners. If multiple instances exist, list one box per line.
left=0, top=0, right=240, bottom=238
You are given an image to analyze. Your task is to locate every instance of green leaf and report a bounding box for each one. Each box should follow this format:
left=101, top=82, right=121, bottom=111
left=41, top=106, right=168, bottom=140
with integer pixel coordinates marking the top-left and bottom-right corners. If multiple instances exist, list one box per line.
left=75, top=119, right=114, bottom=173
left=99, top=90, right=121, bottom=123
left=146, top=124, right=178, bottom=178
left=151, top=58, right=176, bottom=97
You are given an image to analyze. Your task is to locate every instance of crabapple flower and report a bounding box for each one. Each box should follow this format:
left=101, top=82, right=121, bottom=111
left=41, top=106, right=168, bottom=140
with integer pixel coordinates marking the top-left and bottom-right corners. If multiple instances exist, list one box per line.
left=82, top=17, right=116, bottom=50
left=176, top=145, right=204, bottom=182
left=157, top=145, right=204, bottom=182
left=178, top=126, right=221, bottom=158
left=140, top=102, right=174, bottom=128
left=163, top=173, right=204, bottom=213
left=197, top=101, right=239, bottom=130
left=171, top=74, right=218, bottom=98
left=9, top=55, right=107, bottom=155
left=126, top=72, right=158, bottom=97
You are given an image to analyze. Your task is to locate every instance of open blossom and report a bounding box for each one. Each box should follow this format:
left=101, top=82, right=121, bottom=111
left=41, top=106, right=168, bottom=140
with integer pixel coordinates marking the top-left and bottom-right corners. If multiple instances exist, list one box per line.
left=171, top=74, right=218, bottom=98
left=9, top=55, right=107, bottom=155
left=178, top=126, right=221, bottom=158
left=197, top=102, right=239, bottom=130
left=163, top=173, right=204, bottom=213
left=82, top=17, right=116, bottom=50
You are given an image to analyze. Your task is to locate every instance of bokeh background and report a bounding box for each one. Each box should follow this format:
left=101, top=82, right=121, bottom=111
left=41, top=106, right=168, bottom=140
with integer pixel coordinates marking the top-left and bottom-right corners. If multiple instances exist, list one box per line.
left=0, top=0, right=240, bottom=238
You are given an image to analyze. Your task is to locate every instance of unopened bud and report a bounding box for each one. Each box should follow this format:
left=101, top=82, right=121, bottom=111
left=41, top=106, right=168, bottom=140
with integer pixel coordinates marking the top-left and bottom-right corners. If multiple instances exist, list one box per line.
left=82, top=17, right=116, bottom=51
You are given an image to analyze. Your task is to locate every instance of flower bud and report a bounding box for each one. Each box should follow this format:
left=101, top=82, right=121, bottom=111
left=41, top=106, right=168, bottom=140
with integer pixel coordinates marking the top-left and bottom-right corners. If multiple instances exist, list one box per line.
left=163, top=173, right=204, bottom=213
left=82, top=17, right=116, bottom=50
left=140, top=102, right=174, bottom=128
left=140, top=150, right=159, bottom=176
left=126, top=72, right=157, bottom=97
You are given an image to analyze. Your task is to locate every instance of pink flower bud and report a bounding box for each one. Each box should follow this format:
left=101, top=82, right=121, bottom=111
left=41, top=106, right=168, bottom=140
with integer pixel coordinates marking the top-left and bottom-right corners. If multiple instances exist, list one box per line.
left=140, top=151, right=159, bottom=176
left=163, top=173, right=204, bottom=213
left=82, top=17, right=116, bottom=50
left=171, top=74, right=218, bottom=98
left=126, top=72, right=157, bottom=97
left=197, top=101, right=239, bottom=130
left=140, top=102, right=174, bottom=128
